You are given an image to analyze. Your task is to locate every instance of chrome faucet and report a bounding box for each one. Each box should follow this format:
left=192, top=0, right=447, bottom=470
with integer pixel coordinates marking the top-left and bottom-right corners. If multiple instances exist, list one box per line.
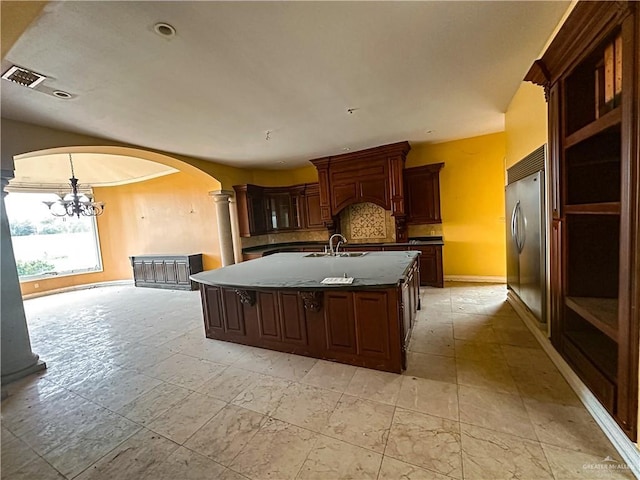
left=328, top=233, right=347, bottom=256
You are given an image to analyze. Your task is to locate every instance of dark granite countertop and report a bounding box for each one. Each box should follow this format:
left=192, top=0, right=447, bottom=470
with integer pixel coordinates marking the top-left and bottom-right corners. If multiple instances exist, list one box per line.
left=191, top=251, right=420, bottom=290
left=242, top=237, right=444, bottom=255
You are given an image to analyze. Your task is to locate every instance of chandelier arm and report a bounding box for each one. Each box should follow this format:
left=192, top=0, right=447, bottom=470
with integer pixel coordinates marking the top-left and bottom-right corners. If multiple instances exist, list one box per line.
left=43, top=154, right=105, bottom=218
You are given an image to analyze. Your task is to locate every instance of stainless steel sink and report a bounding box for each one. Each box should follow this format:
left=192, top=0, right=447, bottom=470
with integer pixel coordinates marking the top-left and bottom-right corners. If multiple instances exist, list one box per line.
left=304, top=252, right=368, bottom=258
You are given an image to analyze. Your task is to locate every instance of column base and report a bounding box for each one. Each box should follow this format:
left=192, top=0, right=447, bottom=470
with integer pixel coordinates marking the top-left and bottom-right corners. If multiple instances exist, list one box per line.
left=1, top=359, right=46, bottom=386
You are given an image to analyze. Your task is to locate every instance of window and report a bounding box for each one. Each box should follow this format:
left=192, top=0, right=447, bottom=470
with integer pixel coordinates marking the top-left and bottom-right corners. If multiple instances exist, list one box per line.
left=5, top=192, right=102, bottom=280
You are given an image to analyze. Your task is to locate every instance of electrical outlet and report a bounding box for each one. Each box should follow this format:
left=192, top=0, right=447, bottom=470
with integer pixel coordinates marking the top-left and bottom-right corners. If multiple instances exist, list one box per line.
left=34, top=283, right=39, bottom=289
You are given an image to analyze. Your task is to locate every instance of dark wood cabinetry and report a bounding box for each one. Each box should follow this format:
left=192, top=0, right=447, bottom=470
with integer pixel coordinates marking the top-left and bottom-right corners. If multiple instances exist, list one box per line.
left=130, top=254, right=203, bottom=291
left=197, top=257, right=419, bottom=373
left=526, top=0, right=639, bottom=440
left=234, top=183, right=323, bottom=237
left=343, top=243, right=443, bottom=288
left=404, top=163, right=444, bottom=224
left=266, top=186, right=303, bottom=231
left=416, top=245, right=444, bottom=288
left=311, top=142, right=411, bottom=241
left=303, top=183, right=324, bottom=229
left=234, top=184, right=268, bottom=237
left=235, top=143, right=444, bottom=240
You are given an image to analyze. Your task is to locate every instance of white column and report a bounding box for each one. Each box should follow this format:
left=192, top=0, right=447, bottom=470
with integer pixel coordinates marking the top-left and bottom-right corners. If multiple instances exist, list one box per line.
left=1, top=173, right=46, bottom=384
left=210, top=190, right=235, bottom=267
left=228, top=194, right=243, bottom=264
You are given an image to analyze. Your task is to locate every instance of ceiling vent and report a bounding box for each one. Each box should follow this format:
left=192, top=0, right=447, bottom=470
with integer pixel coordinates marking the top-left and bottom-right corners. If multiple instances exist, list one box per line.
left=1, top=65, right=47, bottom=88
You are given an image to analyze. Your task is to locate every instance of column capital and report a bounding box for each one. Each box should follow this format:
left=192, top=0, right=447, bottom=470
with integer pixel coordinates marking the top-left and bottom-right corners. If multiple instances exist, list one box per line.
left=209, top=190, right=235, bottom=203
left=1, top=174, right=11, bottom=199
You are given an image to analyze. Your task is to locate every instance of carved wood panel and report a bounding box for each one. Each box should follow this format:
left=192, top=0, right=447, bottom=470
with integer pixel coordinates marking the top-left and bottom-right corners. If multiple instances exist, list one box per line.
left=221, top=288, right=246, bottom=335
left=201, top=286, right=223, bottom=332
left=278, top=292, right=308, bottom=345
left=354, top=292, right=391, bottom=360
left=257, top=291, right=281, bottom=340
left=324, top=292, right=357, bottom=354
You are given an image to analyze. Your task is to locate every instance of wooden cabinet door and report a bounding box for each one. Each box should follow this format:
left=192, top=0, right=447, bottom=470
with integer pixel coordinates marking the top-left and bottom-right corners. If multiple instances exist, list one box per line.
left=548, top=83, right=561, bottom=219
left=418, top=246, right=443, bottom=287
left=332, top=182, right=358, bottom=213
left=256, top=292, right=281, bottom=341
left=234, top=185, right=268, bottom=236
left=143, top=261, right=155, bottom=283
left=354, top=291, right=391, bottom=360
left=324, top=292, right=357, bottom=354
left=133, top=261, right=145, bottom=284
left=400, top=282, right=412, bottom=351
left=249, top=193, right=268, bottom=235
left=358, top=177, right=389, bottom=207
left=550, top=219, right=563, bottom=347
left=404, top=164, right=443, bottom=224
left=278, top=292, right=308, bottom=346
left=220, top=289, right=246, bottom=336
left=304, top=186, right=324, bottom=228
left=202, top=286, right=224, bottom=334
left=176, top=261, right=190, bottom=285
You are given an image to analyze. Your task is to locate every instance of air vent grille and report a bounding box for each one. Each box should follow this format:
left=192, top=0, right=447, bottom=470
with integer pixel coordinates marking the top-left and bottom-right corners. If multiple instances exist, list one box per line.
left=1, top=65, right=47, bottom=88
left=507, top=144, right=546, bottom=184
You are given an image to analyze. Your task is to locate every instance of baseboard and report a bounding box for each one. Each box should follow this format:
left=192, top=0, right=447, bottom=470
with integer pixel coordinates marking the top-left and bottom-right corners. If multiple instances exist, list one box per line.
left=22, top=280, right=134, bottom=300
left=444, top=275, right=506, bottom=283
left=507, top=292, right=640, bottom=477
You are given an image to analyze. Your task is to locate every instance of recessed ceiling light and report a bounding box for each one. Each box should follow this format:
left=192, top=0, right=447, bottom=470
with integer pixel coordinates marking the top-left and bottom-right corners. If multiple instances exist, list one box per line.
left=52, top=90, right=72, bottom=99
left=343, top=147, right=351, bottom=151
left=154, top=22, right=176, bottom=38
left=277, top=161, right=285, bottom=164
left=426, top=130, right=434, bottom=134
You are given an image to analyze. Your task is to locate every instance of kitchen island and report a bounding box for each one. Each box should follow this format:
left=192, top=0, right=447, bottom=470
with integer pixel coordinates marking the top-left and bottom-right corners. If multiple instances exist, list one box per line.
left=191, top=251, right=420, bottom=373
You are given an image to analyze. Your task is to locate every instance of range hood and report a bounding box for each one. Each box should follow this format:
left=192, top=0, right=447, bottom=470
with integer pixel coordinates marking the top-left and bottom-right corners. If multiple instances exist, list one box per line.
left=310, top=141, right=411, bottom=241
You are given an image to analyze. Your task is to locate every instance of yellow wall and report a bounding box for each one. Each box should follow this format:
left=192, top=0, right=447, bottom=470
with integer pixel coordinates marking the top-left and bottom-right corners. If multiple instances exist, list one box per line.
left=1, top=1, right=47, bottom=58
left=20, top=171, right=221, bottom=295
left=505, top=82, right=548, bottom=168
left=250, top=165, right=318, bottom=186
left=406, top=132, right=506, bottom=278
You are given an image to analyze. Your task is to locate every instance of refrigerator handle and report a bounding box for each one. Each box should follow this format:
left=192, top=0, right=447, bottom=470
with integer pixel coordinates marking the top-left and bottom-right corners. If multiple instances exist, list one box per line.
left=515, top=202, right=526, bottom=253
left=511, top=201, right=520, bottom=250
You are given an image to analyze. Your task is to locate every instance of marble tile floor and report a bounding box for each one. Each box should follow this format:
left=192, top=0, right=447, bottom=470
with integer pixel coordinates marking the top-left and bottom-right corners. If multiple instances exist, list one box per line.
left=1, top=284, right=635, bottom=479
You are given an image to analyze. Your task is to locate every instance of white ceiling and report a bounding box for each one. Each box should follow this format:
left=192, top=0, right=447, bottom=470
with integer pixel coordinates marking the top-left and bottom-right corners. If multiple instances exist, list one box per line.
left=8, top=153, right=178, bottom=190
left=1, top=1, right=569, bottom=169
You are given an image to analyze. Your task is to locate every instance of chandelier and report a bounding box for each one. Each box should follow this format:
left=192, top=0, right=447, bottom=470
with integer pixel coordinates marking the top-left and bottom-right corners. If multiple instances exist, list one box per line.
left=43, top=154, right=105, bottom=218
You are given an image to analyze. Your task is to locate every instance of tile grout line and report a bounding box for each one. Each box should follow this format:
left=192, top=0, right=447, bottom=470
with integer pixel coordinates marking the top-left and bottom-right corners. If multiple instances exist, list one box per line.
left=1, top=419, right=68, bottom=480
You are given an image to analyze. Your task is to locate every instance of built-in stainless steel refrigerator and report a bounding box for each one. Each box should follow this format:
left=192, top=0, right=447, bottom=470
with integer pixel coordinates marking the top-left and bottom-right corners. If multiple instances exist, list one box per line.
left=506, top=170, right=545, bottom=322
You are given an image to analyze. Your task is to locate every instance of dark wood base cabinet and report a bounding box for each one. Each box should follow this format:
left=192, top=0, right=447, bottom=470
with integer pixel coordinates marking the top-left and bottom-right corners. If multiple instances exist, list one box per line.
left=416, top=246, right=443, bottom=288
left=130, top=254, right=203, bottom=291
left=199, top=266, right=419, bottom=373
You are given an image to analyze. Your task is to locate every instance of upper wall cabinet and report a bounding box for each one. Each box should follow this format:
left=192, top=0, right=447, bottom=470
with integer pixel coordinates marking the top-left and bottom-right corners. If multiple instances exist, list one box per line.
left=266, top=186, right=304, bottom=231
left=234, top=184, right=269, bottom=237
left=404, top=163, right=444, bottom=224
left=310, top=141, right=411, bottom=241
left=310, top=142, right=411, bottom=219
left=234, top=183, right=323, bottom=237
left=304, top=183, right=324, bottom=229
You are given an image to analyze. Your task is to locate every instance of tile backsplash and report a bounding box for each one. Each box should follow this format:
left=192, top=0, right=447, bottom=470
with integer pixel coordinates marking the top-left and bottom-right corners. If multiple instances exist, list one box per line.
left=241, top=229, right=329, bottom=248
left=239, top=204, right=442, bottom=250
left=340, top=202, right=396, bottom=244
left=408, top=223, right=443, bottom=238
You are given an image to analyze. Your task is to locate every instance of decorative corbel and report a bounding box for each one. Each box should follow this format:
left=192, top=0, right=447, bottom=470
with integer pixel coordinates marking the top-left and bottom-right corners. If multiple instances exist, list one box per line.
left=300, top=291, right=323, bottom=312
left=234, top=289, right=256, bottom=306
